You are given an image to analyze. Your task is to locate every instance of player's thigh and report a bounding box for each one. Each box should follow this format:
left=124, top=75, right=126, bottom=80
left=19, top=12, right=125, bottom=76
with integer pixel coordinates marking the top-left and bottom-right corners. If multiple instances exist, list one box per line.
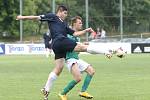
left=54, top=52, right=66, bottom=60
left=62, top=38, right=77, bottom=51
left=78, top=59, right=95, bottom=75
left=71, top=63, right=82, bottom=82
left=77, top=59, right=90, bottom=72
left=52, top=38, right=77, bottom=59
left=53, top=58, right=65, bottom=76
left=53, top=37, right=77, bottom=52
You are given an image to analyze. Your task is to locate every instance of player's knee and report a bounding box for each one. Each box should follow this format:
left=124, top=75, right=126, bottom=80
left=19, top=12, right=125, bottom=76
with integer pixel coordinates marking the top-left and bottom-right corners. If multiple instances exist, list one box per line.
left=87, top=66, right=95, bottom=76
left=53, top=65, right=64, bottom=76
left=75, top=77, right=82, bottom=83
left=90, top=69, right=95, bottom=76
left=91, top=68, right=95, bottom=76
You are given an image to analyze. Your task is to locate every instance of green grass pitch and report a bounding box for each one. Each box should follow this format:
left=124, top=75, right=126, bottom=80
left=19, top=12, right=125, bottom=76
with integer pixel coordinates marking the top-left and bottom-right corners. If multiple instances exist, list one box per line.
left=0, top=54, right=150, bottom=100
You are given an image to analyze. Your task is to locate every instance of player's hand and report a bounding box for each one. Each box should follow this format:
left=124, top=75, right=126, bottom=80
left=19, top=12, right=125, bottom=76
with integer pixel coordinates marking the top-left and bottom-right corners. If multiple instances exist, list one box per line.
left=85, top=28, right=96, bottom=38
left=16, top=15, right=22, bottom=20
left=16, top=16, right=20, bottom=20
left=85, top=28, right=94, bottom=33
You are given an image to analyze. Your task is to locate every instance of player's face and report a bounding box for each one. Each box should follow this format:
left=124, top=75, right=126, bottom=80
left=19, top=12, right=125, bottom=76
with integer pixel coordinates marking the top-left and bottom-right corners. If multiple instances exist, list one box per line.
left=74, top=19, right=83, bottom=30
left=60, top=11, right=68, bottom=20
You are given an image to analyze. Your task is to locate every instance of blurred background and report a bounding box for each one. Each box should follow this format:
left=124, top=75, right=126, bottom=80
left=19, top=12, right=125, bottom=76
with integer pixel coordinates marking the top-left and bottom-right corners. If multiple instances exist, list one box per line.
left=0, top=0, right=150, bottom=43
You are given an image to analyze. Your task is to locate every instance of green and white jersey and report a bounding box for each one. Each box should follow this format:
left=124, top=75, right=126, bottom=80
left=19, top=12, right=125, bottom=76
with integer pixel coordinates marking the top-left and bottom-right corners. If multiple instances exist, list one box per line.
left=66, top=34, right=80, bottom=60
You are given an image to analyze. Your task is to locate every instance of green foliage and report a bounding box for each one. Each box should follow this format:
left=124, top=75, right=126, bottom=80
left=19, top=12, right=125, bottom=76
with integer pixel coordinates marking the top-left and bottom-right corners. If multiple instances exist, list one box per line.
left=0, top=0, right=149, bottom=39
left=0, top=0, right=19, bottom=37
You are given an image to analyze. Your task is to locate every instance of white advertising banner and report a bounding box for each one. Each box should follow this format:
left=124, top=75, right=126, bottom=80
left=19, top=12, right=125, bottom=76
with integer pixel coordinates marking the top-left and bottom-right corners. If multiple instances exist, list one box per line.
left=5, top=44, right=45, bottom=55
left=5, top=43, right=131, bottom=55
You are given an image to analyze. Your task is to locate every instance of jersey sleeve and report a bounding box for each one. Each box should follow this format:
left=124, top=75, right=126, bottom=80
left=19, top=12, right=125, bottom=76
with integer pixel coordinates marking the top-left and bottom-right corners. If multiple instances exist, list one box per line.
left=39, top=13, right=55, bottom=21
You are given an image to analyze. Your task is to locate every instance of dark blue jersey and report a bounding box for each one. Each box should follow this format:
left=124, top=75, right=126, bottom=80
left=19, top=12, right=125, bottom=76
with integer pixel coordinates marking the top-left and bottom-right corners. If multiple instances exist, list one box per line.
left=40, top=13, right=75, bottom=42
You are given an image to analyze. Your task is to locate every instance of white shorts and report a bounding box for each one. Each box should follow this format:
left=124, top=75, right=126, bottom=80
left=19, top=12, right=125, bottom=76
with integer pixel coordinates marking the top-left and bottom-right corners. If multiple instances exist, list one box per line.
left=66, top=58, right=90, bottom=72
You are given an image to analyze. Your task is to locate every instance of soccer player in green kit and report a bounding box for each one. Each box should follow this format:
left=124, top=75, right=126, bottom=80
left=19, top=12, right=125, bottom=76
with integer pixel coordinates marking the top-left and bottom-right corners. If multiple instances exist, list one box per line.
left=17, top=5, right=125, bottom=100
left=59, top=16, right=95, bottom=100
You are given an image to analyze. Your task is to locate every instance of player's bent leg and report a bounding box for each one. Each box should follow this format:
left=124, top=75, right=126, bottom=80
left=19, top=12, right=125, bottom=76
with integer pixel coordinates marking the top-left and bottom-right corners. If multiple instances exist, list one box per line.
left=86, top=44, right=113, bottom=58
left=79, top=66, right=94, bottom=99
left=60, top=63, right=81, bottom=99
left=41, top=58, right=65, bottom=100
left=41, top=72, right=57, bottom=100
left=74, top=43, right=113, bottom=59
left=71, top=63, right=82, bottom=83
left=53, top=58, right=65, bottom=76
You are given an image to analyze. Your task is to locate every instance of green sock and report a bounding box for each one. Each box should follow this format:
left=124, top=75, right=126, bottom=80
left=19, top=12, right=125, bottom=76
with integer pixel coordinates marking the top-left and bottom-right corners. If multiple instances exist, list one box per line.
left=81, top=74, right=93, bottom=92
left=61, top=80, right=78, bottom=95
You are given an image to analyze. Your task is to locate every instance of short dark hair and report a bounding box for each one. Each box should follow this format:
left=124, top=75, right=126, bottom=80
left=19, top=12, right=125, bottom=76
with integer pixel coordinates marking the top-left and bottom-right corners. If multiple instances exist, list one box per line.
left=56, top=5, right=68, bottom=12
left=71, top=16, right=82, bottom=26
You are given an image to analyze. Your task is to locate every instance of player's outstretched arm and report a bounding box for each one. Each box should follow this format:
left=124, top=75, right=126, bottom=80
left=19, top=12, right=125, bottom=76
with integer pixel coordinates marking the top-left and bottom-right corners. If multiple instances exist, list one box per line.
left=73, top=28, right=94, bottom=36
left=16, top=15, right=40, bottom=20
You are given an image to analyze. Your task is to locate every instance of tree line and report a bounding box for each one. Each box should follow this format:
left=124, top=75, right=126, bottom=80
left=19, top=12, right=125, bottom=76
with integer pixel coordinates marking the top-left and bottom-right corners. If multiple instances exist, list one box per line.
left=0, top=0, right=149, bottom=39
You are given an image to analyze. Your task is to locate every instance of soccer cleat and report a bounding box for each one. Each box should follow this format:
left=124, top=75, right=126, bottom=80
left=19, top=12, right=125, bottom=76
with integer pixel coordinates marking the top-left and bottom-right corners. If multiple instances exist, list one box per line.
left=105, top=53, right=112, bottom=59
left=58, top=93, right=67, bottom=100
left=114, top=47, right=126, bottom=58
left=79, top=92, right=93, bottom=99
left=41, top=88, right=49, bottom=100
left=105, top=49, right=113, bottom=59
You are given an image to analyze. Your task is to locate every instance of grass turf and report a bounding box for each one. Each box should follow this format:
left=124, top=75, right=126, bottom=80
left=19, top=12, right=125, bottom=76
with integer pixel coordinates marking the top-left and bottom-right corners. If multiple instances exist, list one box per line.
left=0, top=54, right=150, bottom=100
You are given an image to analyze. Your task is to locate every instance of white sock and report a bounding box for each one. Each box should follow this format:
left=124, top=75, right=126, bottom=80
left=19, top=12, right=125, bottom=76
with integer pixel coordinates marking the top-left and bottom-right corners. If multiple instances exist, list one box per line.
left=44, top=72, right=57, bottom=92
left=87, top=44, right=111, bottom=54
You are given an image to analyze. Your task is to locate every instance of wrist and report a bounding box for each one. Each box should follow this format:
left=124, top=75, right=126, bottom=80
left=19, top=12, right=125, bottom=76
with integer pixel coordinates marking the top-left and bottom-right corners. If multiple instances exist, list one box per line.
left=84, top=29, right=88, bottom=33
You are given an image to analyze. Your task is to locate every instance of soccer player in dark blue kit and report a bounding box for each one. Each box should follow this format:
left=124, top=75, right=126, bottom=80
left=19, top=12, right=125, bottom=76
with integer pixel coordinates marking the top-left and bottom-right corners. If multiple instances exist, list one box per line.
left=43, top=30, right=52, bottom=57
left=16, top=5, right=123, bottom=100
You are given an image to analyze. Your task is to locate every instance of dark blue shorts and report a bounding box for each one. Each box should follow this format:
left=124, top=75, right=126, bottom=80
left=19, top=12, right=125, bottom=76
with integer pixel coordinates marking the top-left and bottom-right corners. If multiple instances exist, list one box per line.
left=52, top=37, right=77, bottom=59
